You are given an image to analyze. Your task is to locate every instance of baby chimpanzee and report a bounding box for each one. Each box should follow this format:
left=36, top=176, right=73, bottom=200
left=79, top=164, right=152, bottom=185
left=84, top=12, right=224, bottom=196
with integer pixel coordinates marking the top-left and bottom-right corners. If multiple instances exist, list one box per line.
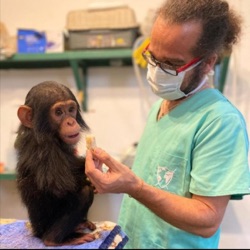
left=14, top=81, right=96, bottom=246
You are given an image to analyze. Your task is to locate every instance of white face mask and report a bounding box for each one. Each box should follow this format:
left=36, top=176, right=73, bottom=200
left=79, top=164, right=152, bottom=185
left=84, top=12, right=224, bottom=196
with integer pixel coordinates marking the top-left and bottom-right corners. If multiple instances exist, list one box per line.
left=147, top=60, right=206, bottom=100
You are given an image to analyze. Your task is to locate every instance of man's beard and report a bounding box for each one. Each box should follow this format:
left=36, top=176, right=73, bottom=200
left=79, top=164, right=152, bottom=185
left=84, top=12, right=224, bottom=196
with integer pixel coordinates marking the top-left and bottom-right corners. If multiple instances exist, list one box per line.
left=182, top=64, right=205, bottom=94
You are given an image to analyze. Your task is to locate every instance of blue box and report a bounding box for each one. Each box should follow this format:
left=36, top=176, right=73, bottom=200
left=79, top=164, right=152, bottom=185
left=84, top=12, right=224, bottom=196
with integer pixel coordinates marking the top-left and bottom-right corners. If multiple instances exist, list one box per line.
left=17, top=29, right=47, bottom=53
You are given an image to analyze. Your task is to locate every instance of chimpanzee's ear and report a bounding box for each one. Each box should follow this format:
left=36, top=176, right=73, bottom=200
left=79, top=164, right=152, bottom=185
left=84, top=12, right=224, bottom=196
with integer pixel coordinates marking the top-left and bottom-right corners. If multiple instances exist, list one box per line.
left=17, top=105, right=33, bottom=128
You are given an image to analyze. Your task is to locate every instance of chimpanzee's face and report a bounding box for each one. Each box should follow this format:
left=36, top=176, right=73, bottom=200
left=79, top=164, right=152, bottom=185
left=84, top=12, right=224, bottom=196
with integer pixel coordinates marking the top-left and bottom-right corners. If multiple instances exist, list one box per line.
left=49, top=100, right=81, bottom=145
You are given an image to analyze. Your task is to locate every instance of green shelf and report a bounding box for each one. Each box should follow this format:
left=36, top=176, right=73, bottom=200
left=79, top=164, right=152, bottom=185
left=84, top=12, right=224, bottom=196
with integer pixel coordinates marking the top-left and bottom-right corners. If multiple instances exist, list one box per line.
left=0, top=172, right=16, bottom=180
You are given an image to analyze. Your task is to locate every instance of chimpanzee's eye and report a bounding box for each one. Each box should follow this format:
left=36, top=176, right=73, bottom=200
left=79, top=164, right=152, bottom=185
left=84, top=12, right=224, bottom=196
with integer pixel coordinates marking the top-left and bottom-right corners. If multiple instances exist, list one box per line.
left=69, top=106, right=75, bottom=113
left=55, top=108, right=63, bottom=116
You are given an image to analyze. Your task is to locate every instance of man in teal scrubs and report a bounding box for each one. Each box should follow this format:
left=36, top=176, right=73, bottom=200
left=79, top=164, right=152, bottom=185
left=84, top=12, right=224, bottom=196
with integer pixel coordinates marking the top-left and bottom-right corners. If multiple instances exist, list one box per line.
left=85, top=0, right=250, bottom=248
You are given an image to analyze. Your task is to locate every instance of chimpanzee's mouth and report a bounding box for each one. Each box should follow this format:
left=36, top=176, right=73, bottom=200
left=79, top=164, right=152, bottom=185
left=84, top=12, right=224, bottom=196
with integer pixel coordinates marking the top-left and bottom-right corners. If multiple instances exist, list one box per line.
left=68, top=133, right=79, bottom=138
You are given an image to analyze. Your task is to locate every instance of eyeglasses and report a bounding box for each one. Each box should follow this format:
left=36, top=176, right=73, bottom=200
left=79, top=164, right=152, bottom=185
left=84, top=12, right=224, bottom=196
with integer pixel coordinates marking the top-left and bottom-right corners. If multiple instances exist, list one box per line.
left=142, top=44, right=201, bottom=76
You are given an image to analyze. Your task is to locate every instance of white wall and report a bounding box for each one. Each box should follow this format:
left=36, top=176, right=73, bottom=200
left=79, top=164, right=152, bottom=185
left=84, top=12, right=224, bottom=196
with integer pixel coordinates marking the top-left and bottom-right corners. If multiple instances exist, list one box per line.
left=0, top=0, right=249, bottom=248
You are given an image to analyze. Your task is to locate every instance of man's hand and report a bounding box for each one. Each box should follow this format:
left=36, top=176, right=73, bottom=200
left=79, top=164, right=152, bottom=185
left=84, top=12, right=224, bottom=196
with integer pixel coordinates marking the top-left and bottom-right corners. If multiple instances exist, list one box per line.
left=85, top=147, right=141, bottom=195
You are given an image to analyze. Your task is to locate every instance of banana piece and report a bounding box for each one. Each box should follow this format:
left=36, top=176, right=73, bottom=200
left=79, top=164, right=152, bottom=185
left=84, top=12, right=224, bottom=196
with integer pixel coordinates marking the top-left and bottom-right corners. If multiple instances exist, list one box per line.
left=86, top=134, right=97, bottom=150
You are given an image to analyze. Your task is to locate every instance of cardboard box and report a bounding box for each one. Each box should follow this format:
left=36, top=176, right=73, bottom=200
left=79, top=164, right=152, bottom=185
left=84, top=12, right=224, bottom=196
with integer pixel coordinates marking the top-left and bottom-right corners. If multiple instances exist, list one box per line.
left=17, top=29, right=46, bottom=54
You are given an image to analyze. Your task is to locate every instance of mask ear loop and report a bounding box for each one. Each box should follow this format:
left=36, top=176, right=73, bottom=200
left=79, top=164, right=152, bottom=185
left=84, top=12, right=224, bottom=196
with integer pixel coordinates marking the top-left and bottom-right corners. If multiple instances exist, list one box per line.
left=180, top=59, right=207, bottom=97
left=184, top=75, right=209, bottom=97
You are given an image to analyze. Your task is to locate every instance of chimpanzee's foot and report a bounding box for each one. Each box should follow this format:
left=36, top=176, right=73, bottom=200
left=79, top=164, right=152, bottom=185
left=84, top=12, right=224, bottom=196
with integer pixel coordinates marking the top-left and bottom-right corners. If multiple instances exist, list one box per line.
left=43, top=233, right=96, bottom=246
left=75, top=220, right=96, bottom=233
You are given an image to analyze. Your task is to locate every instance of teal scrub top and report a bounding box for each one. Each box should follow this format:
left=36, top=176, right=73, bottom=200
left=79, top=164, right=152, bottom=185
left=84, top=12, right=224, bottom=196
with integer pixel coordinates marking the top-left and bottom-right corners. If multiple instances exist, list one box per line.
left=118, top=88, right=250, bottom=249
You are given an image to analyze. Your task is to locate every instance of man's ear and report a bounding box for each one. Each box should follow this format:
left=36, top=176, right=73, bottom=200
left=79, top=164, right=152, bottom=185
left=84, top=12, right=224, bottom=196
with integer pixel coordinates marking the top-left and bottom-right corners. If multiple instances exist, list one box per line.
left=17, top=105, right=33, bottom=128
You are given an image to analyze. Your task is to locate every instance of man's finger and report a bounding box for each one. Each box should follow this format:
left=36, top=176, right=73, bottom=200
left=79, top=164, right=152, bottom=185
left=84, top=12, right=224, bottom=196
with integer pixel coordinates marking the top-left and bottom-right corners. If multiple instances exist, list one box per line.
left=92, top=147, right=121, bottom=170
left=85, top=150, right=104, bottom=178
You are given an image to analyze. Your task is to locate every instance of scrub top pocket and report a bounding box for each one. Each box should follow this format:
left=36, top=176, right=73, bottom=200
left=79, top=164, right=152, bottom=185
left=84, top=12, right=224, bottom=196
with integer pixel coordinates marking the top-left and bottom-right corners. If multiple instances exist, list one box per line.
left=152, top=154, right=189, bottom=196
